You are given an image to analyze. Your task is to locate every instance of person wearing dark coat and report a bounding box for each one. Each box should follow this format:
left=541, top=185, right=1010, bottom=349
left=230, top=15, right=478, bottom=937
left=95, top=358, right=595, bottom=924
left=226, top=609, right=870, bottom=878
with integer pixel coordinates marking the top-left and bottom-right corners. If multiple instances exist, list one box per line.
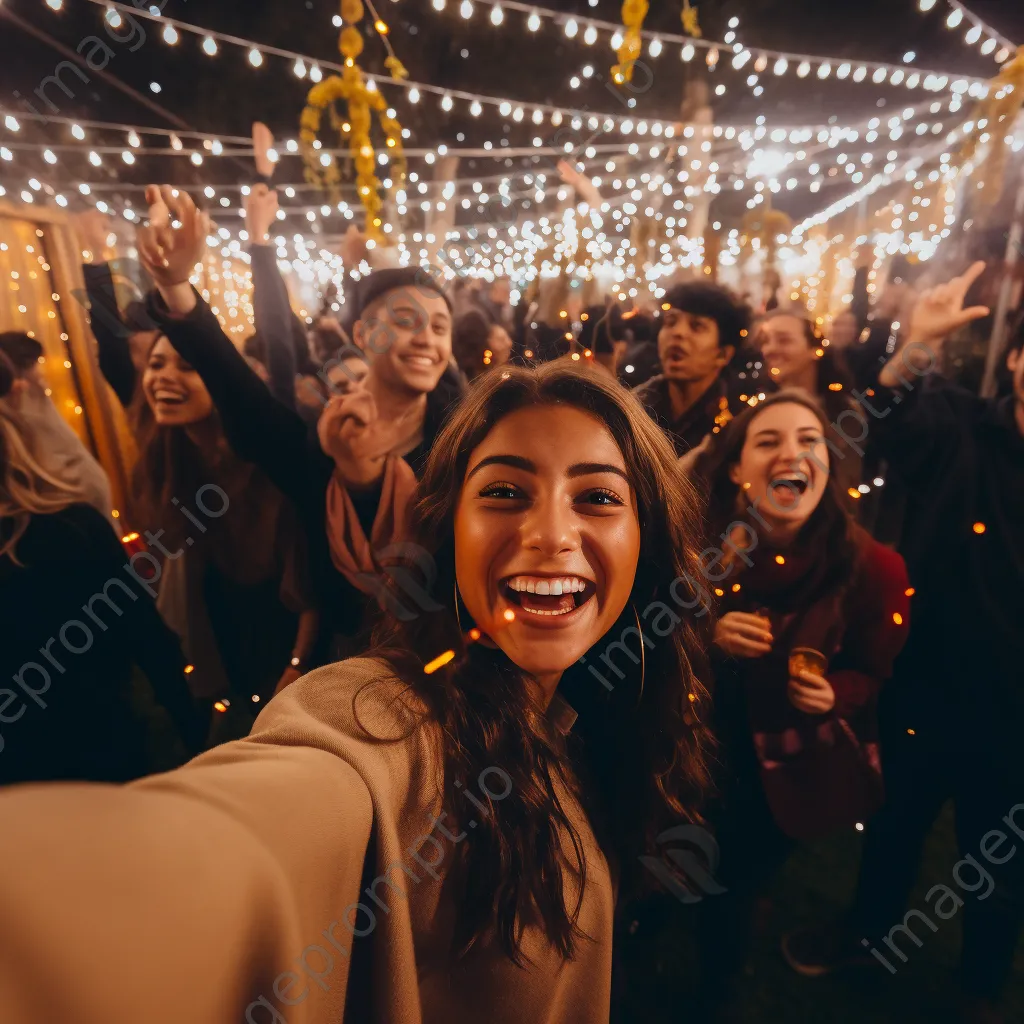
left=783, top=263, right=1024, bottom=1024
left=690, top=390, right=909, bottom=1017
left=634, top=282, right=752, bottom=457
left=0, top=353, right=204, bottom=785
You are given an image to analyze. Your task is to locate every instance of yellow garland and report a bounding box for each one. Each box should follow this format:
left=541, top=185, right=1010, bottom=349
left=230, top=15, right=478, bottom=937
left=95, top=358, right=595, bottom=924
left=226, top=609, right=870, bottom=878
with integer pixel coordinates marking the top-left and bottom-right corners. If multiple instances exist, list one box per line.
left=957, top=46, right=1024, bottom=210
left=299, top=0, right=408, bottom=239
left=681, top=0, right=701, bottom=39
left=611, top=0, right=648, bottom=85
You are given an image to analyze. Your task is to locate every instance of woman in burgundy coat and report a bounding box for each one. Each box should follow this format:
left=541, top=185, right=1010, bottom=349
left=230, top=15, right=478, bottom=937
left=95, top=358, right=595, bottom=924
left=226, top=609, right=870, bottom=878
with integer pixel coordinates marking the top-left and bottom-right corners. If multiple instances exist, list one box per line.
left=691, top=390, right=910, bottom=1018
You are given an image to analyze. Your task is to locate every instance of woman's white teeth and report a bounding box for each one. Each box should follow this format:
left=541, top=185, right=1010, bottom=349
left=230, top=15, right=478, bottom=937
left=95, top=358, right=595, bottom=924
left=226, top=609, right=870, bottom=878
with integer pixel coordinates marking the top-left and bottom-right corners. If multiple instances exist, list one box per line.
left=507, top=576, right=587, bottom=595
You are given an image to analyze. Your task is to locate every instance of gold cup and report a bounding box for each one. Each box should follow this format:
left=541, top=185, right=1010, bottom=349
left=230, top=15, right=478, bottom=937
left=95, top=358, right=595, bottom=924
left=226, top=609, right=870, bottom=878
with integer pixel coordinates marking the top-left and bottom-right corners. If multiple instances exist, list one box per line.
left=789, top=647, right=827, bottom=678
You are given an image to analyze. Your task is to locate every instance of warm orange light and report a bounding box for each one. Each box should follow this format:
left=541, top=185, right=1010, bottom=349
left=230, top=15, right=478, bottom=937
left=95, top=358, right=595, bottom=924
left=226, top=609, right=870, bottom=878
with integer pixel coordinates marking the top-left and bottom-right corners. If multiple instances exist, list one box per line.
left=770, top=367, right=780, bottom=376
left=581, top=312, right=590, bottom=321
left=424, top=650, right=456, bottom=675
left=111, top=509, right=120, bottom=518
left=661, top=302, right=671, bottom=311
left=848, top=488, right=862, bottom=500
left=973, top=522, right=986, bottom=535
left=583, top=349, right=592, bottom=358
left=559, top=309, right=568, bottom=318
left=714, top=588, right=724, bottom=597
left=828, top=382, right=843, bottom=391
left=213, top=701, right=227, bottom=713
left=775, top=555, right=785, bottom=565
left=731, top=583, right=741, bottom=592
left=468, top=628, right=482, bottom=641
left=502, top=609, right=516, bottom=622
left=739, top=329, right=748, bottom=337
left=892, top=612, right=904, bottom=625
left=688, top=692, right=698, bottom=702
left=907, top=728, right=916, bottom=736
left=905, top=587, right=915, bottom=597
left=374, top=19, right=389, bottom=33
left=251, top=694, right=261, bottom=703
left=184, top=664, right=195, bottom=675
left=524, top=349, right=534, bottom=358
left=571, top=352, right=581, bottom=361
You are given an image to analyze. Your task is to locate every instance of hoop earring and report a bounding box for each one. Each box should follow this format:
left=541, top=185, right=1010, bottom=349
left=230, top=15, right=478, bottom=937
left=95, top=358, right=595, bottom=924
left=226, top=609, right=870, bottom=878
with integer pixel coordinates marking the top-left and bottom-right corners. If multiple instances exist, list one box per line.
left=632, top=603, right=646, bottom=708
left=454, top=579, right=465, bottom=633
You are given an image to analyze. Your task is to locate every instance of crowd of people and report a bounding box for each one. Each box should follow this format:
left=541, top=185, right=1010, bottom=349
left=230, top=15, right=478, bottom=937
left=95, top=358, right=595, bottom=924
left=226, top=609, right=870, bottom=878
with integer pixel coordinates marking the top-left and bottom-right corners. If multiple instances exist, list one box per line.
left=0, top=127, right=1021, bottom=1024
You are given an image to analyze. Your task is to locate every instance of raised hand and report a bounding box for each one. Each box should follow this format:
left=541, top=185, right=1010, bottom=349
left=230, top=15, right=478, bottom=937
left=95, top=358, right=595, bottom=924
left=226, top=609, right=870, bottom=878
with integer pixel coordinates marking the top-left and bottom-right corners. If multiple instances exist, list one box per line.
left=253, top=121, right=276, bottom=179
left=245, top=183, right=279, bottom=244
left=787, top=669, right=836, bottom=715
left=137, top=186, right=210, bottom=315
left=907, top=261, right=990, bottom=345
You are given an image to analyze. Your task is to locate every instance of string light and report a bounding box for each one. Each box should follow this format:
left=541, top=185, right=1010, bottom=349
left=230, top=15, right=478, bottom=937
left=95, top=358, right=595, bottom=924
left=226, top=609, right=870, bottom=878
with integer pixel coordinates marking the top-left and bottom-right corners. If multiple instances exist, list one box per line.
left=202, top=35, right=218, bottom=55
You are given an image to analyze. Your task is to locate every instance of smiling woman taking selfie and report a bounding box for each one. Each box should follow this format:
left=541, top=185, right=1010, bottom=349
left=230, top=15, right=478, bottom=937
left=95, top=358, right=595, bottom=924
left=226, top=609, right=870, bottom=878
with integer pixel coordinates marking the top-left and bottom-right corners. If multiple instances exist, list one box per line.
left=691, top=389, right=910, bottom=1017
left=0, top=361, right=712, bottom=1024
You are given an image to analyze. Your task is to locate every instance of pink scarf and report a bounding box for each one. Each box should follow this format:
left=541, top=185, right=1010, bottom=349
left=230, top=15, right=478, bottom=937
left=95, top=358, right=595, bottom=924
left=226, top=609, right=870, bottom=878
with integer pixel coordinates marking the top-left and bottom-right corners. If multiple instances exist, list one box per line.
left=324, top=457, right=419, bottom=593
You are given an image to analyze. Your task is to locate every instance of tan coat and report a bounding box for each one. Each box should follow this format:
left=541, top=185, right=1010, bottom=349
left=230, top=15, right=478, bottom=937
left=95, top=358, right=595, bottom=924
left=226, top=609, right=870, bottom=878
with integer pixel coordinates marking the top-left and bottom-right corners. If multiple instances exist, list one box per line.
left=0, top=657, right=614, bottom=1023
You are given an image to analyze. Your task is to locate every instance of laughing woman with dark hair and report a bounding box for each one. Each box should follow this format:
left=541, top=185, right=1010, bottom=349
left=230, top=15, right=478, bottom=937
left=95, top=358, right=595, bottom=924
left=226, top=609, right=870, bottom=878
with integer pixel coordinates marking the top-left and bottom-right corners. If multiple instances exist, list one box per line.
left=0, top=362, right=712, bottom=1024
left=691, top=389, right=910, bottom=1017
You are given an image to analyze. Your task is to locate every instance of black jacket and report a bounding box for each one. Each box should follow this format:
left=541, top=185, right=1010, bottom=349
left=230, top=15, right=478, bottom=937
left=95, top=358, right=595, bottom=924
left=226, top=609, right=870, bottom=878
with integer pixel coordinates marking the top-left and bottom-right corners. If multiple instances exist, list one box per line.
left=867, top=380, right=1024, bottom=766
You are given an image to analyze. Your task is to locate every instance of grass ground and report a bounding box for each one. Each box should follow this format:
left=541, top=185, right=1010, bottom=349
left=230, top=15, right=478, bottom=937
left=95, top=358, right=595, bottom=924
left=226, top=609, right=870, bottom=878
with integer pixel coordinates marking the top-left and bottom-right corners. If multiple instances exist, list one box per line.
left=612, top=804, right=1024, bottom=1022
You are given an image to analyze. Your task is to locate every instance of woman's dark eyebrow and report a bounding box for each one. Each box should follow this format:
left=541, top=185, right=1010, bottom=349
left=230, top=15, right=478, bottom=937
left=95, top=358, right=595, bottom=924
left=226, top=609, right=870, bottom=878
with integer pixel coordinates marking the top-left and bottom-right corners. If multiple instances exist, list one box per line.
left=752, top=428, right=781, bottom=438
left=567, top=462, right=630, bottom=482
left=466, top=454, right=536, bottom=480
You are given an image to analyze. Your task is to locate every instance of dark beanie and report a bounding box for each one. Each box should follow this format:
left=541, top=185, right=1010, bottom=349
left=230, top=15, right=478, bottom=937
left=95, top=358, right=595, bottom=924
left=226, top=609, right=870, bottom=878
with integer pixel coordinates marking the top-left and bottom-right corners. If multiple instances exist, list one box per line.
left=658, top=282, right=751, bottom=352
left=0, top=331, right=43, bottom=372
left=348, top=267, right=452, bottom=322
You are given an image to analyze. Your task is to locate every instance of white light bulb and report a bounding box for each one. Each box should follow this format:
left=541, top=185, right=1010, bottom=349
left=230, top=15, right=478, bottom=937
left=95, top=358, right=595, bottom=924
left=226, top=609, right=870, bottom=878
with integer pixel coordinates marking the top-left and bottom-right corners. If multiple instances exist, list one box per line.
left=89, top=151, right=101, bottom=166
left=611, top=30, right=623, bottom=49
left=460, top=0, right=473, bottom=19
left=528, top=11, right=541, bottom=31
left=649, top=37, right=662, bottom=57
left=965, top=24, right=982, bottom=44
left=309, top=64, right=323, bottom=82
left=797, top=61, right=810, bottom=77
left=248, top=48, right=263, bottom=67
left=71, top=123, right=85, bottom=140
left=441, top=95, right=454, bottom=111
left=918, top=0, right=936, bottom=9
left=128, top=131, right=140, bottom=147
left=774, top=58, right=788, bottom=75
left=163, top=25, right=178, bottom=44
left=471, top=100, right=482, bottom=116
left=565, top=18, right=577, bottom=37
left=294, top=59, right=307, bottom=77
left=202, top=36, right=217, bottom=55
left=584, top=24, right=597, bottom=45
left=946, top=8, right=963, bottom=28
left=980, top=38, right=997, bottom=55
left=122, top=151, right=135, bottom=165
left=431, top=0, right=445, bottom=9
left=682, top=43, right=695, bottom=62
left=43, top=149, right=57, bottom=164
left=818, top=62, right=831, bottom=78
left=490, top=4, right=503, bottom=25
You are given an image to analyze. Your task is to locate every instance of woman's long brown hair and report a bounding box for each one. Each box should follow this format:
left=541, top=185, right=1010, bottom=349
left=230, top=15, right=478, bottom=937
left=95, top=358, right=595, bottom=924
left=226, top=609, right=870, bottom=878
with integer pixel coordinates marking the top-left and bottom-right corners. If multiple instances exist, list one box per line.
left=372, top=362, right=714, bottom=964
left=696, top=389, right=858, bottom=596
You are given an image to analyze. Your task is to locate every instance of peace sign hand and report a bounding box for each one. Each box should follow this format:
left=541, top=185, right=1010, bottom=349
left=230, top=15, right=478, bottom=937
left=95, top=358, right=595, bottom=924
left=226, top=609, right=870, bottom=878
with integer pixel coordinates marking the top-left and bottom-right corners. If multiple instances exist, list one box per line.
left=907, top=261, right=990, bottom=346
left=317, top=388, right=420, bottom=488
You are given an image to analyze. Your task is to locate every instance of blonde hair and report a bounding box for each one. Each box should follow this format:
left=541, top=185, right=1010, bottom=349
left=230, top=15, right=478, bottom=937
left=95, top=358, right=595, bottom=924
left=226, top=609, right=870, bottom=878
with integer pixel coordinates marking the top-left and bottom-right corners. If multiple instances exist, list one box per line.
left=0, top=402, right=84, bottom=562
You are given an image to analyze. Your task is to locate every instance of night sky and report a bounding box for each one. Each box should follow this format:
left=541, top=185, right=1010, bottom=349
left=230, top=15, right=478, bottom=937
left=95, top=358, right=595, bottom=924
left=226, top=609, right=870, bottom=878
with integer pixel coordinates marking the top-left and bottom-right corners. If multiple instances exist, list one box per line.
left=1, top=0, right=1022, bottom=232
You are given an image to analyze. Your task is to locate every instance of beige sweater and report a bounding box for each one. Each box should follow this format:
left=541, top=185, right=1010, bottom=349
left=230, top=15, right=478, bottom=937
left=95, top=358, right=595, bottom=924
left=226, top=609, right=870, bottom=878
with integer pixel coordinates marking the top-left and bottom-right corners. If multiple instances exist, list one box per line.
left=0, top=657, right=614, bottom=1024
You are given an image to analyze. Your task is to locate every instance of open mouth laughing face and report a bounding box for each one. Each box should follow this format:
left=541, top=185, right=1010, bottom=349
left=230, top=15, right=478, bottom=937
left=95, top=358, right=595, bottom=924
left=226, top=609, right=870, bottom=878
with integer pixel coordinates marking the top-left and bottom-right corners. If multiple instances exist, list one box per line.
left=453, top=403, right=641, bottom=689
left=142, top=336, right=214, bottom=426
left=729, top=400, right=829, bottom=529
